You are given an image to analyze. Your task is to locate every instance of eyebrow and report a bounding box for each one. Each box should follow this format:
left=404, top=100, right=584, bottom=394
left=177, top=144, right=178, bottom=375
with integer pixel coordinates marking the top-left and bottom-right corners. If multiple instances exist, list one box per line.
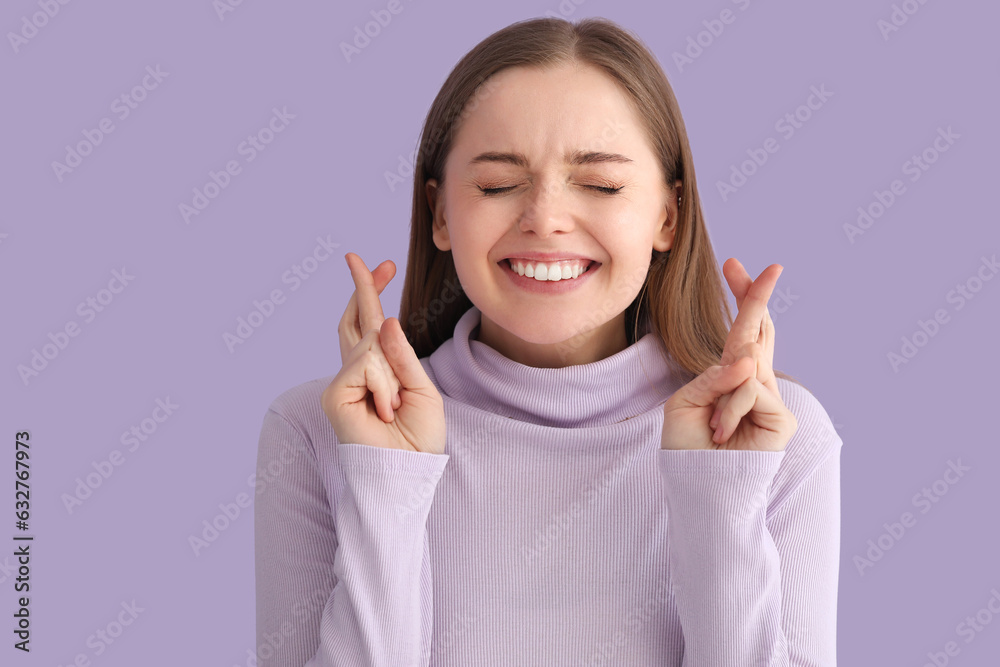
left=468, top=150, right=634, bottom=167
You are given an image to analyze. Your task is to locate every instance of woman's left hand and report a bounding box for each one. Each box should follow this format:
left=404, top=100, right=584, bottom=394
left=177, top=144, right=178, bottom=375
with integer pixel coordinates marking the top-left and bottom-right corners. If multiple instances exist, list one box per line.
left=661, top=259, right=797, bottom=452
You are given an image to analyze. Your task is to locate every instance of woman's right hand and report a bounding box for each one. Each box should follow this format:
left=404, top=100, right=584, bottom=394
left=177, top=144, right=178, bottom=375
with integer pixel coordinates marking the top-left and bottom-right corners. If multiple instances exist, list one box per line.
left=321, top=252, right=446, bottom=455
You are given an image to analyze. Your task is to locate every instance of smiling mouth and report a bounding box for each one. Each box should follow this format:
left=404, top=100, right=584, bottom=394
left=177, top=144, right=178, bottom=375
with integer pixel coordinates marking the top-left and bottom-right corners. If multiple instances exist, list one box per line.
left=500, top=258, right=599, bottom=281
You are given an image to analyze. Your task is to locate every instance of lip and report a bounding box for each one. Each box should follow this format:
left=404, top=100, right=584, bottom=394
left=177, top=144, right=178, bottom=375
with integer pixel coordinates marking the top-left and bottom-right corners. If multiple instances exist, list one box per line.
left=499, top=251, right=600, bottom=263
left=498, top=256, right=599, bottom=294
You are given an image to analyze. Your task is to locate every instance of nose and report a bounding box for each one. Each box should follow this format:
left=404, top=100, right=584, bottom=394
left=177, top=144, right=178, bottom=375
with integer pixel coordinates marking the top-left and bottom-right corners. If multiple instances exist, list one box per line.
left=517, top=178, right=575, bottom=238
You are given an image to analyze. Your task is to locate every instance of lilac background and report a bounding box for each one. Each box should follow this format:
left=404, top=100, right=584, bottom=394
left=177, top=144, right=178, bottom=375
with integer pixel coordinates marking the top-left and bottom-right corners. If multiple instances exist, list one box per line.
left=2, top=0, right=998, bottom=664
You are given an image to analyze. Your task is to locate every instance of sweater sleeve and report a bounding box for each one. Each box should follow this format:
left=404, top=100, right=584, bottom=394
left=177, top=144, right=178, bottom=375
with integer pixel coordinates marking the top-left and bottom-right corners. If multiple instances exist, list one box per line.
left=254, top=405, right=449, bottom=667
left=656, top=384, right=842, bottom=666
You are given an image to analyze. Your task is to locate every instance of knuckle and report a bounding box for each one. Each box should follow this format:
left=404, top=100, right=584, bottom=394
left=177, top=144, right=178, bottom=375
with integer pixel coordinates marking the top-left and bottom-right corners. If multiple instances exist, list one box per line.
left=703, top=365, right=725, bottom=382
left=361, top=346, right=382, bottom=365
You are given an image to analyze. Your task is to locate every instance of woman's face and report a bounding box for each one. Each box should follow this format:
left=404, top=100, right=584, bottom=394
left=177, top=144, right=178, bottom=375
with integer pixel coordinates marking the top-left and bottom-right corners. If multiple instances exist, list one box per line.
left=426, top=61, right=680, bottom=368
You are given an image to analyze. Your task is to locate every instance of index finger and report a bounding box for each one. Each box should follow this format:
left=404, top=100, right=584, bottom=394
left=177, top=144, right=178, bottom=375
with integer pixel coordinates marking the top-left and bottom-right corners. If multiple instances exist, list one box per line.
left=338, top=258, right=396, bottom=367
left=727, top=263, right=782, bottom=348
left=722, top=258, right=753, bottom=311
left=345, top=252, right=388, bottom=335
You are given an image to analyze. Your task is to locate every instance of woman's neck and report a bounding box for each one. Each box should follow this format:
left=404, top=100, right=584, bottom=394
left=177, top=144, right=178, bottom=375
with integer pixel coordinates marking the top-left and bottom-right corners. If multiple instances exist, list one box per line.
left=473, top=311, right=630, bottom=368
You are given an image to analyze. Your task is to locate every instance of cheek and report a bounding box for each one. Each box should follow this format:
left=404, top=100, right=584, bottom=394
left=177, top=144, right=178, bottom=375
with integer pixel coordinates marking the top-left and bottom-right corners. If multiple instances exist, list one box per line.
left=447, top=221, right=485, bottom=258
left=450, top=202, right=506, bottom=246
left=607, top=242, right=656, bottom=288
left=444, top=218, right=493, bottom=274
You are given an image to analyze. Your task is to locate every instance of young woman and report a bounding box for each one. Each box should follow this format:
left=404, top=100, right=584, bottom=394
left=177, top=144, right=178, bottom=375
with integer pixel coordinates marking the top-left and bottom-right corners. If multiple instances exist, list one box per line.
left=255, top=16, right=842, bottom=667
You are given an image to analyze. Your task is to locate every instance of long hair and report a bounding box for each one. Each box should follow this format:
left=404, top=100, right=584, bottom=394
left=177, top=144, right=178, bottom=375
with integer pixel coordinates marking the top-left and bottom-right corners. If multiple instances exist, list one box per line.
left=397, top=16, right=799, bottom=387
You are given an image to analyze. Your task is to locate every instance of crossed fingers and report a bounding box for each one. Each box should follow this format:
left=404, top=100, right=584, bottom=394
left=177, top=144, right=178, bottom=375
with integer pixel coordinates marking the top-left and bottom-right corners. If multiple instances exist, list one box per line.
left=709, top=259, right=782, bottom=437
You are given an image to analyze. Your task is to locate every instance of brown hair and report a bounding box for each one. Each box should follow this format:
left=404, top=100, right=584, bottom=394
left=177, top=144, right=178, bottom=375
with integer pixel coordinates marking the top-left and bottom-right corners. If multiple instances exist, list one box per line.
left=398, top=16, right=799, bottom=388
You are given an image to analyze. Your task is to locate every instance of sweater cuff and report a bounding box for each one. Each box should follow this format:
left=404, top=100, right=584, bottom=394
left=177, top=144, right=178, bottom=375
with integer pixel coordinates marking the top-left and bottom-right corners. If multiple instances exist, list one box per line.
left=338, top=442, right=450, bottom=472
left=656, top=449, right=785, bottom=518
left=336, top=443, right=450, bottom=523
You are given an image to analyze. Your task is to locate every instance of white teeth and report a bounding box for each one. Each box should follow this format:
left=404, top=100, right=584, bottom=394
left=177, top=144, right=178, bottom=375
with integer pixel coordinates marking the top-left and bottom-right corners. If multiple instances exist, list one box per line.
left=508, top=259, right=592, bottom=282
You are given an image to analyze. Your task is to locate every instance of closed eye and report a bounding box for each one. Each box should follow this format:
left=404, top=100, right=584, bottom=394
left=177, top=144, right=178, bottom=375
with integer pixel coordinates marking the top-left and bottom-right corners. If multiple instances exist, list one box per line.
left=478, top=184, right=624, bottom=196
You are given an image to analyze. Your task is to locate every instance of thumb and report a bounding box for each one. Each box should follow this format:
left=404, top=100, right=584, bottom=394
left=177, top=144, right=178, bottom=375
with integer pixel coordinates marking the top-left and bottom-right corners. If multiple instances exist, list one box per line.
left=379, top=317, right=433, bottom=392
left=684, top=357, right=757, bottom=407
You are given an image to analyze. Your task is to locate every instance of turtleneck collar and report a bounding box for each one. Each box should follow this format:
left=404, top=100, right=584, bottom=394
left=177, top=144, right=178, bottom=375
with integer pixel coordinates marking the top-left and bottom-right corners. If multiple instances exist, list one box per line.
left=426, top=305, right=680, bottom=428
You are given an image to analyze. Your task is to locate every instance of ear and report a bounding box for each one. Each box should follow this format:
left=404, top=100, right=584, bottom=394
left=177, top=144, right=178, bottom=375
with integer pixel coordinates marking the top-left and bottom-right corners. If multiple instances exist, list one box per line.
left=653, top=179, right=683, bottom=253
left=426, top=179, right=451, bottom=252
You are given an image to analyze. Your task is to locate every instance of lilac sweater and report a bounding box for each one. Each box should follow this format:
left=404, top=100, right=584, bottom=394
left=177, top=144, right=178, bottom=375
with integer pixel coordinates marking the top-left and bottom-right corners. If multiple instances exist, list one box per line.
left=254, top=304, right=842, bottom=666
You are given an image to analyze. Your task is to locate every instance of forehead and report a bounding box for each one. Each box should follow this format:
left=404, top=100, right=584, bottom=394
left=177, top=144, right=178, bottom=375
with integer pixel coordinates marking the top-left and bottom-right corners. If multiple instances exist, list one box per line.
left=449, top=62, right=650, bottom=165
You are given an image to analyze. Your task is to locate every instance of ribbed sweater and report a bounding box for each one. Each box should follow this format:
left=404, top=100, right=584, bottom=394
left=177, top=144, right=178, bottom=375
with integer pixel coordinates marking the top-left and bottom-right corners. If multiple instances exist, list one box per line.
left=254, top=304, right=842, bottom=666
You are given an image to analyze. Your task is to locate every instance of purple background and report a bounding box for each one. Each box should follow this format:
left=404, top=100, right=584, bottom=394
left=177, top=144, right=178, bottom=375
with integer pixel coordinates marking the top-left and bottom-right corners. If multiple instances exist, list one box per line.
left=3, top=0, right=998, bottom=664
